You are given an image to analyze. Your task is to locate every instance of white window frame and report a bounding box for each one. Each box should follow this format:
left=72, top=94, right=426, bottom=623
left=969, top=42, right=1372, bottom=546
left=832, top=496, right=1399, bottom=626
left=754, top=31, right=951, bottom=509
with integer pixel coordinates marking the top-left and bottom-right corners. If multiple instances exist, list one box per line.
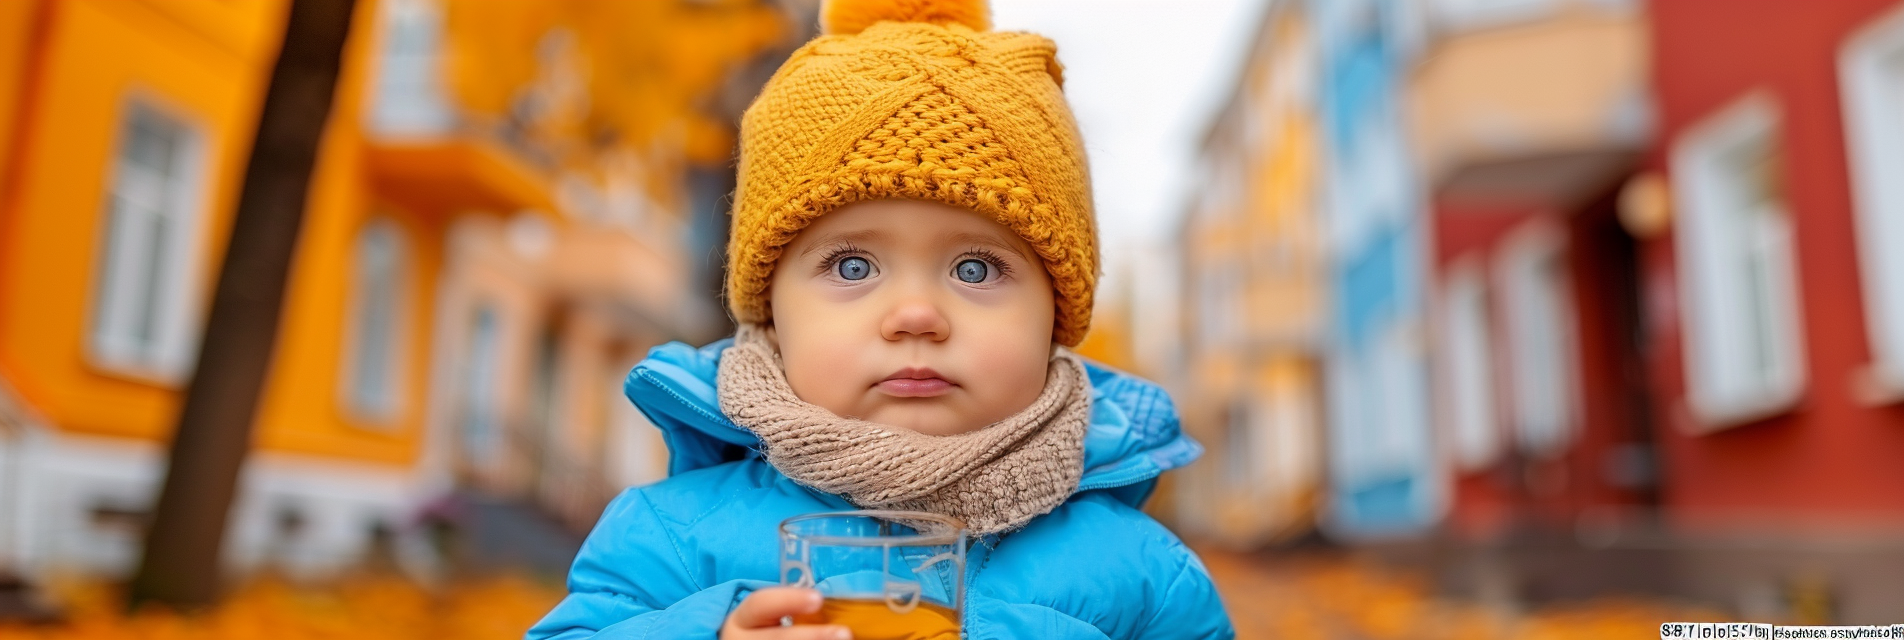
left=1430, top=0, right=1558, bottom=32
left=460, top=305, right=503, bottom=465
left=1196, top=257, right=1244, bottom=351
left=1496, top=219, right=1581, bottom=456
left=1838, top=6, right=1904, bottom=400
left=338, top=217, right=412, bottom=425
left=1256, top=368, right=1320, bottom=501
left=88, top=99, right=211, bottom=382
left=1436, top=257, right=1502, bottom=470
left=1669, top=92, right=1807, bottom=430
left=368, top=0, right=452, bottom=137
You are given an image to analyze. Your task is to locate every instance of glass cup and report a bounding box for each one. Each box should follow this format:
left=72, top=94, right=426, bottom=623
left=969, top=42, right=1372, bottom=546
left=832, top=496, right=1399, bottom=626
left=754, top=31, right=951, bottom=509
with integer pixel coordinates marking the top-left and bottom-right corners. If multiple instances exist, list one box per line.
left=778, top=510, right=967, bottom=640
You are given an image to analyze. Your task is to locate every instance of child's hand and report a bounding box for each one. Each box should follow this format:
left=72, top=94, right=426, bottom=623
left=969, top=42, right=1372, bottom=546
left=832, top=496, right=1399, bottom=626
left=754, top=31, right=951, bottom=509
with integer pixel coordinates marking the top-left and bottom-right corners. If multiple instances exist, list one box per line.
left=721, top=586, right=852, bottom=640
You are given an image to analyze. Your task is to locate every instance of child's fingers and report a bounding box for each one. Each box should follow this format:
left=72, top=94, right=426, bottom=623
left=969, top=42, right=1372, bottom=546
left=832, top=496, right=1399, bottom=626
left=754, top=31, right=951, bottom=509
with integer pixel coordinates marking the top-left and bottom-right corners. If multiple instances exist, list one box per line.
left=736, top=625, right=854, bottom=640
left=728, top=587, right=823, bottom=628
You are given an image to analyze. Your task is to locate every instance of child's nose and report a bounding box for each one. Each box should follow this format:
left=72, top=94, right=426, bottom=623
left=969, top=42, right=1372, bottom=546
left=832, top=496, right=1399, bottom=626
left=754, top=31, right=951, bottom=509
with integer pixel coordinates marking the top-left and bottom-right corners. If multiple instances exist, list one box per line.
left=879, top=298, right=950, bottom=342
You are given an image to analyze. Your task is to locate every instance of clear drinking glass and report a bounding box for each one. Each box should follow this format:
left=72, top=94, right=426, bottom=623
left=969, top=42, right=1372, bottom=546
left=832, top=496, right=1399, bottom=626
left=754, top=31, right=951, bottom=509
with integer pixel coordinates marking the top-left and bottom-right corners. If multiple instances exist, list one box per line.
left=778, top=510, right=967, bottom=640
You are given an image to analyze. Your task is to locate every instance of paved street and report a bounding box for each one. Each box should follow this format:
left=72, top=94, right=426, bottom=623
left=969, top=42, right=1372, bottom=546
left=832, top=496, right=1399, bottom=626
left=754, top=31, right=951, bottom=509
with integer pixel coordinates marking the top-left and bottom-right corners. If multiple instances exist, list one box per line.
left=0, top=551, right=1748, bottom=640
left=1196, top=547, right=1726, bottom=640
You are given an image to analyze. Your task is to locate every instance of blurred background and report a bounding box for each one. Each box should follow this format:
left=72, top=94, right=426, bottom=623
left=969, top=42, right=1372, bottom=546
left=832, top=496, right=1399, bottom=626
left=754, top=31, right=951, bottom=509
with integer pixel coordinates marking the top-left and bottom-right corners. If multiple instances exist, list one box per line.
left=0, top=0, right=1900, bottom=637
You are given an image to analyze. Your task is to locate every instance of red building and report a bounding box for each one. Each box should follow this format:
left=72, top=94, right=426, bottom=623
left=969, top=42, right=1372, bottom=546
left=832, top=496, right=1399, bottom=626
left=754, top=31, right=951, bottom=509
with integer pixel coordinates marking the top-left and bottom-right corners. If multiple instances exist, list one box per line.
left=1642, top=0, right=1904, bottom=534
left=1410, top=0, right=1657, bottom=540
left=1416, top=0, right=1904, bottom=620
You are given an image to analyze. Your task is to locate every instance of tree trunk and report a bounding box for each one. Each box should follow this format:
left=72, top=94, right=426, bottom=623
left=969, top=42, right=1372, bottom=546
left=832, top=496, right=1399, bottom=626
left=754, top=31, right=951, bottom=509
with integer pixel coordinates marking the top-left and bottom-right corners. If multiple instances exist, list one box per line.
left=128, top=0, right=357, bottom=610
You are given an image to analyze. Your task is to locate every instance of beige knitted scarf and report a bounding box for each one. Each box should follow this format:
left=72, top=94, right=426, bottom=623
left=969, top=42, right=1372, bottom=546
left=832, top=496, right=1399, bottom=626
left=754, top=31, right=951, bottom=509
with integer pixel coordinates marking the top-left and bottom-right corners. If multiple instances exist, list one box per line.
left=715, top=324, right=1091, bottom=535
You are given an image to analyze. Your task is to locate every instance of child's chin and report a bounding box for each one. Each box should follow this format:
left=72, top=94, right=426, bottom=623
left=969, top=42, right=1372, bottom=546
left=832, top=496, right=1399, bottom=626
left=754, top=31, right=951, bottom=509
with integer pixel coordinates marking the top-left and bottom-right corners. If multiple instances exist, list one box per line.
left=865, top=406, right=984, bottom=437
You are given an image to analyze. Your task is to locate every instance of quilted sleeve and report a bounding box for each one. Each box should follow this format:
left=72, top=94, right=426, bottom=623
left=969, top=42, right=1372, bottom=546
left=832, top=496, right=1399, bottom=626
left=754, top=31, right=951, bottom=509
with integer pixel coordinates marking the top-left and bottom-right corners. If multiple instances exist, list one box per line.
left=525, top=488, right=770, bottom=640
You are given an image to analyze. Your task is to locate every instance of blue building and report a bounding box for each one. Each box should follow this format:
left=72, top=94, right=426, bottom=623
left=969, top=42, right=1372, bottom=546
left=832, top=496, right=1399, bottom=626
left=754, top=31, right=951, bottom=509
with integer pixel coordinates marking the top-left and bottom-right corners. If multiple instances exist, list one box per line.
left=1312, top=0, right=1443, bottom=537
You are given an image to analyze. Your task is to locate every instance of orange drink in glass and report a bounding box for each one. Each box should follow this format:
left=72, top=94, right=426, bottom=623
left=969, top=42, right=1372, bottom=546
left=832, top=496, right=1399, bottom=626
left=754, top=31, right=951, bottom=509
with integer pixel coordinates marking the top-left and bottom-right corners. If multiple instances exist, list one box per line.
left=779, top=510, right=965, bottom=640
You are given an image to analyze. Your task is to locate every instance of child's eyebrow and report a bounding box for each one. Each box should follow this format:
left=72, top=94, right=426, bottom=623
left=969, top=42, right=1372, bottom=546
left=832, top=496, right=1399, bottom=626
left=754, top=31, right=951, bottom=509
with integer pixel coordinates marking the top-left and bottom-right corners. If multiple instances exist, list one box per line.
left=946, top=232, right=1033, bottom=262
left=795, top=230, right=880, bottom=259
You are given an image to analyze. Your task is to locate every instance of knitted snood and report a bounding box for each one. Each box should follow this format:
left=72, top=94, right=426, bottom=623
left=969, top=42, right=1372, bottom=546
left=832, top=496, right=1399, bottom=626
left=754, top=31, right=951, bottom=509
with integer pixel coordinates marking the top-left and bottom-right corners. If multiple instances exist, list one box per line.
left=715, top=323, right=1090, bottom=535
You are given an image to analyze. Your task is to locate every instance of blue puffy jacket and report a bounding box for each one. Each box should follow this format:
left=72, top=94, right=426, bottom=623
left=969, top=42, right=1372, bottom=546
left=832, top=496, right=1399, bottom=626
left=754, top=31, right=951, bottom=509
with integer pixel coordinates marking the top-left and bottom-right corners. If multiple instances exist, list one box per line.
left=526, top=338, right=1236, bottom=639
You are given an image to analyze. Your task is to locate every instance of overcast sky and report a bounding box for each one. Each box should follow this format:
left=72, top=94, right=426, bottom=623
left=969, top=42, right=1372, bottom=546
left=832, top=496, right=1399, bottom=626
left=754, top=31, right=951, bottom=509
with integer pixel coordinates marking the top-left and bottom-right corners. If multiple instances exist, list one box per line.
left=990, top=0, right=1267, bottom=276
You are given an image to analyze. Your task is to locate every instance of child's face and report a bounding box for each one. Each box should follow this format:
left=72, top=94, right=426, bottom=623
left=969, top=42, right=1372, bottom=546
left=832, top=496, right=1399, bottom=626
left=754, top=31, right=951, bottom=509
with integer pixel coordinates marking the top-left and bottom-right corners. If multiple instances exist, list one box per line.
left=767, top=199, right=1056, bottom=436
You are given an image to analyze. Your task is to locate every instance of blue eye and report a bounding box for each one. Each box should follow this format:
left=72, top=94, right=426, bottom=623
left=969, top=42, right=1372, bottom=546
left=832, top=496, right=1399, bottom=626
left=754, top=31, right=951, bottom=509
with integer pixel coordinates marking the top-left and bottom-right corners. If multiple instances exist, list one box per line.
left=837, top=256, right=872, bottom=280
left=955, top=259, right=988, bottom=283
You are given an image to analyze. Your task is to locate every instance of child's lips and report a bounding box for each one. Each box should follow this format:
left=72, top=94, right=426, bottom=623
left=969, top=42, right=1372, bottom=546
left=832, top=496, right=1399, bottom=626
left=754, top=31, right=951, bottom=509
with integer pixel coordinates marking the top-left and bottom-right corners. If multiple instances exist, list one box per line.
left=876, top=377, right=954, bottom=397
left=878, top=368, right=955, bottom=397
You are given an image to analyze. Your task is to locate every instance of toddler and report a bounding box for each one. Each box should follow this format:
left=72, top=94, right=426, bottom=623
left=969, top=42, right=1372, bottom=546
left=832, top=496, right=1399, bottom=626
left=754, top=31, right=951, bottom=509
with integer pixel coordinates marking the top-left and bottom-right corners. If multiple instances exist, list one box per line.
left=526, top=0, right=1234, bottom=638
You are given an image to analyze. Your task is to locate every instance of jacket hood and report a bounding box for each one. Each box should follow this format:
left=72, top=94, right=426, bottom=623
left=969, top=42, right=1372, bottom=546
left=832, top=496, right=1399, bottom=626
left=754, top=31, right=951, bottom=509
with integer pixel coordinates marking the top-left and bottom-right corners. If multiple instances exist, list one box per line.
left=622, top=338, right=1202, bottom=509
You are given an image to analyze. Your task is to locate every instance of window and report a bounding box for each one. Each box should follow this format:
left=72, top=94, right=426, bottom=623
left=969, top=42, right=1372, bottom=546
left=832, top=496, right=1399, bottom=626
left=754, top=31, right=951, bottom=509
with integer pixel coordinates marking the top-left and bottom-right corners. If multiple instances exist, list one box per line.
left=461, top=306, right=501, bottom=464
left=1222, top=400, right=1254, bottom=491
left=90, top=101, right=208, bottom=380
left=1372, top=323, right=1434, bottom=480
left=1839, top=6, right=1904, bottom=397
left=1670, top=93, right=1805, bottom=428
left=528, top=323, right=564, bottom=459
left=340, top=218, right=410, bottom=422
left=369, top=0, right=451, bottom=136
left=1431, top=0, right=1557, bottom=31
left=1197, top=260, right=1243, bottom=350
left=1197, top=262, right=1220, bottom=349
left=1327, top=319, right=1440, bottom=532
left=1436, top=259, right=1500, bottom=469
left=1498, top=222, right=1578, bottom=455
left=1257, top=366, right=1321, bottom=500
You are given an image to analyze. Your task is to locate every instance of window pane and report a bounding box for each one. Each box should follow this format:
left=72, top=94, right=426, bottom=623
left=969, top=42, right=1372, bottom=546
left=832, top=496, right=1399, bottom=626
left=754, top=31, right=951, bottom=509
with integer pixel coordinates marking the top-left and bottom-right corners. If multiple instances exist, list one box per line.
left=1225, top=401, right=1253, bottom=488
left=349, top=222, right=403, bottom=418
left=1502, top=227, right=1575, bottom=454
left=92, top=103, right=198, bottom=376
left=1442, top=269, right=1496, bottom=468
left=1840, top=27, right=1904, bottom=386
left=131, top=213, right=170, bottom=348
left=1673, top=94, right=1804, bottom=426
left=1527, top=250, right=1570, bottom=449
left=463, top=306, right=500, bottom=462
left=125, top=113, right=179, bottom=178
left=1722, top=131, right=1790, bottom=394
left=531, top=326, right=561, bottom=431
left=370, top=0, right=451, bottom=135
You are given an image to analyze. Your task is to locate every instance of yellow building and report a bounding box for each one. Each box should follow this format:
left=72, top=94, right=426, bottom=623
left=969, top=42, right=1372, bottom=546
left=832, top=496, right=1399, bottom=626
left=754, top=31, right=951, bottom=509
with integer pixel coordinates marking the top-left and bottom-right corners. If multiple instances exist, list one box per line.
left=0, top=0, right=785, bottom=579
left=1171, top=2, right=1328, bottom=549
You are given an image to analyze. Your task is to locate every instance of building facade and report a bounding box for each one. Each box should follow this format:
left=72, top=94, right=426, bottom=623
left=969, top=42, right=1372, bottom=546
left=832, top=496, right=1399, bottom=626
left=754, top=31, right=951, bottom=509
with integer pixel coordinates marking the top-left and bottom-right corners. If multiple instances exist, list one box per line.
left=1632, top=0, right=1904, bottom=619
left=1174, top=0, right=1329, bottom=548
left=1410, top=0, right=1656, bottom=539
left=1173, top=0, right=1904, bottom=620
left=0, top=0, right=785, bottom=581
left=1176, top=0, right=1439, bottom=543
left=1312, top=0, right=1441, bottom=538
left=1405, top=0, right=1904, bottom=618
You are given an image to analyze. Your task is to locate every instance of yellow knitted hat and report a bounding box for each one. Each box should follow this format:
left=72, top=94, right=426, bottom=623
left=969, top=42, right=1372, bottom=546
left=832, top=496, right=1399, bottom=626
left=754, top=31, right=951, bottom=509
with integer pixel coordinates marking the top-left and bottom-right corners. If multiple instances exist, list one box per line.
left=726, top=0, right=1097, bottom=346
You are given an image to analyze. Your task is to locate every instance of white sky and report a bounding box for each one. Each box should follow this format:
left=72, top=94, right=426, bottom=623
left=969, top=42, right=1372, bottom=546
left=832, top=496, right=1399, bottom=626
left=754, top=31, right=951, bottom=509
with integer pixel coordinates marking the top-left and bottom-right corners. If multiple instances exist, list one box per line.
left=990, top=0, right=1267, bottom=284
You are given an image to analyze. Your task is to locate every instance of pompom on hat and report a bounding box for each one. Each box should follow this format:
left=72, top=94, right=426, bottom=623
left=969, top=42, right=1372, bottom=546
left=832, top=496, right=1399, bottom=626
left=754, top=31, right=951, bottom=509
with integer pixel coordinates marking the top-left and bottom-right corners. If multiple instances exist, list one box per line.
left=822, top=0, right=992, bottom=34
left=726, top=0, right=1098, bottom=346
